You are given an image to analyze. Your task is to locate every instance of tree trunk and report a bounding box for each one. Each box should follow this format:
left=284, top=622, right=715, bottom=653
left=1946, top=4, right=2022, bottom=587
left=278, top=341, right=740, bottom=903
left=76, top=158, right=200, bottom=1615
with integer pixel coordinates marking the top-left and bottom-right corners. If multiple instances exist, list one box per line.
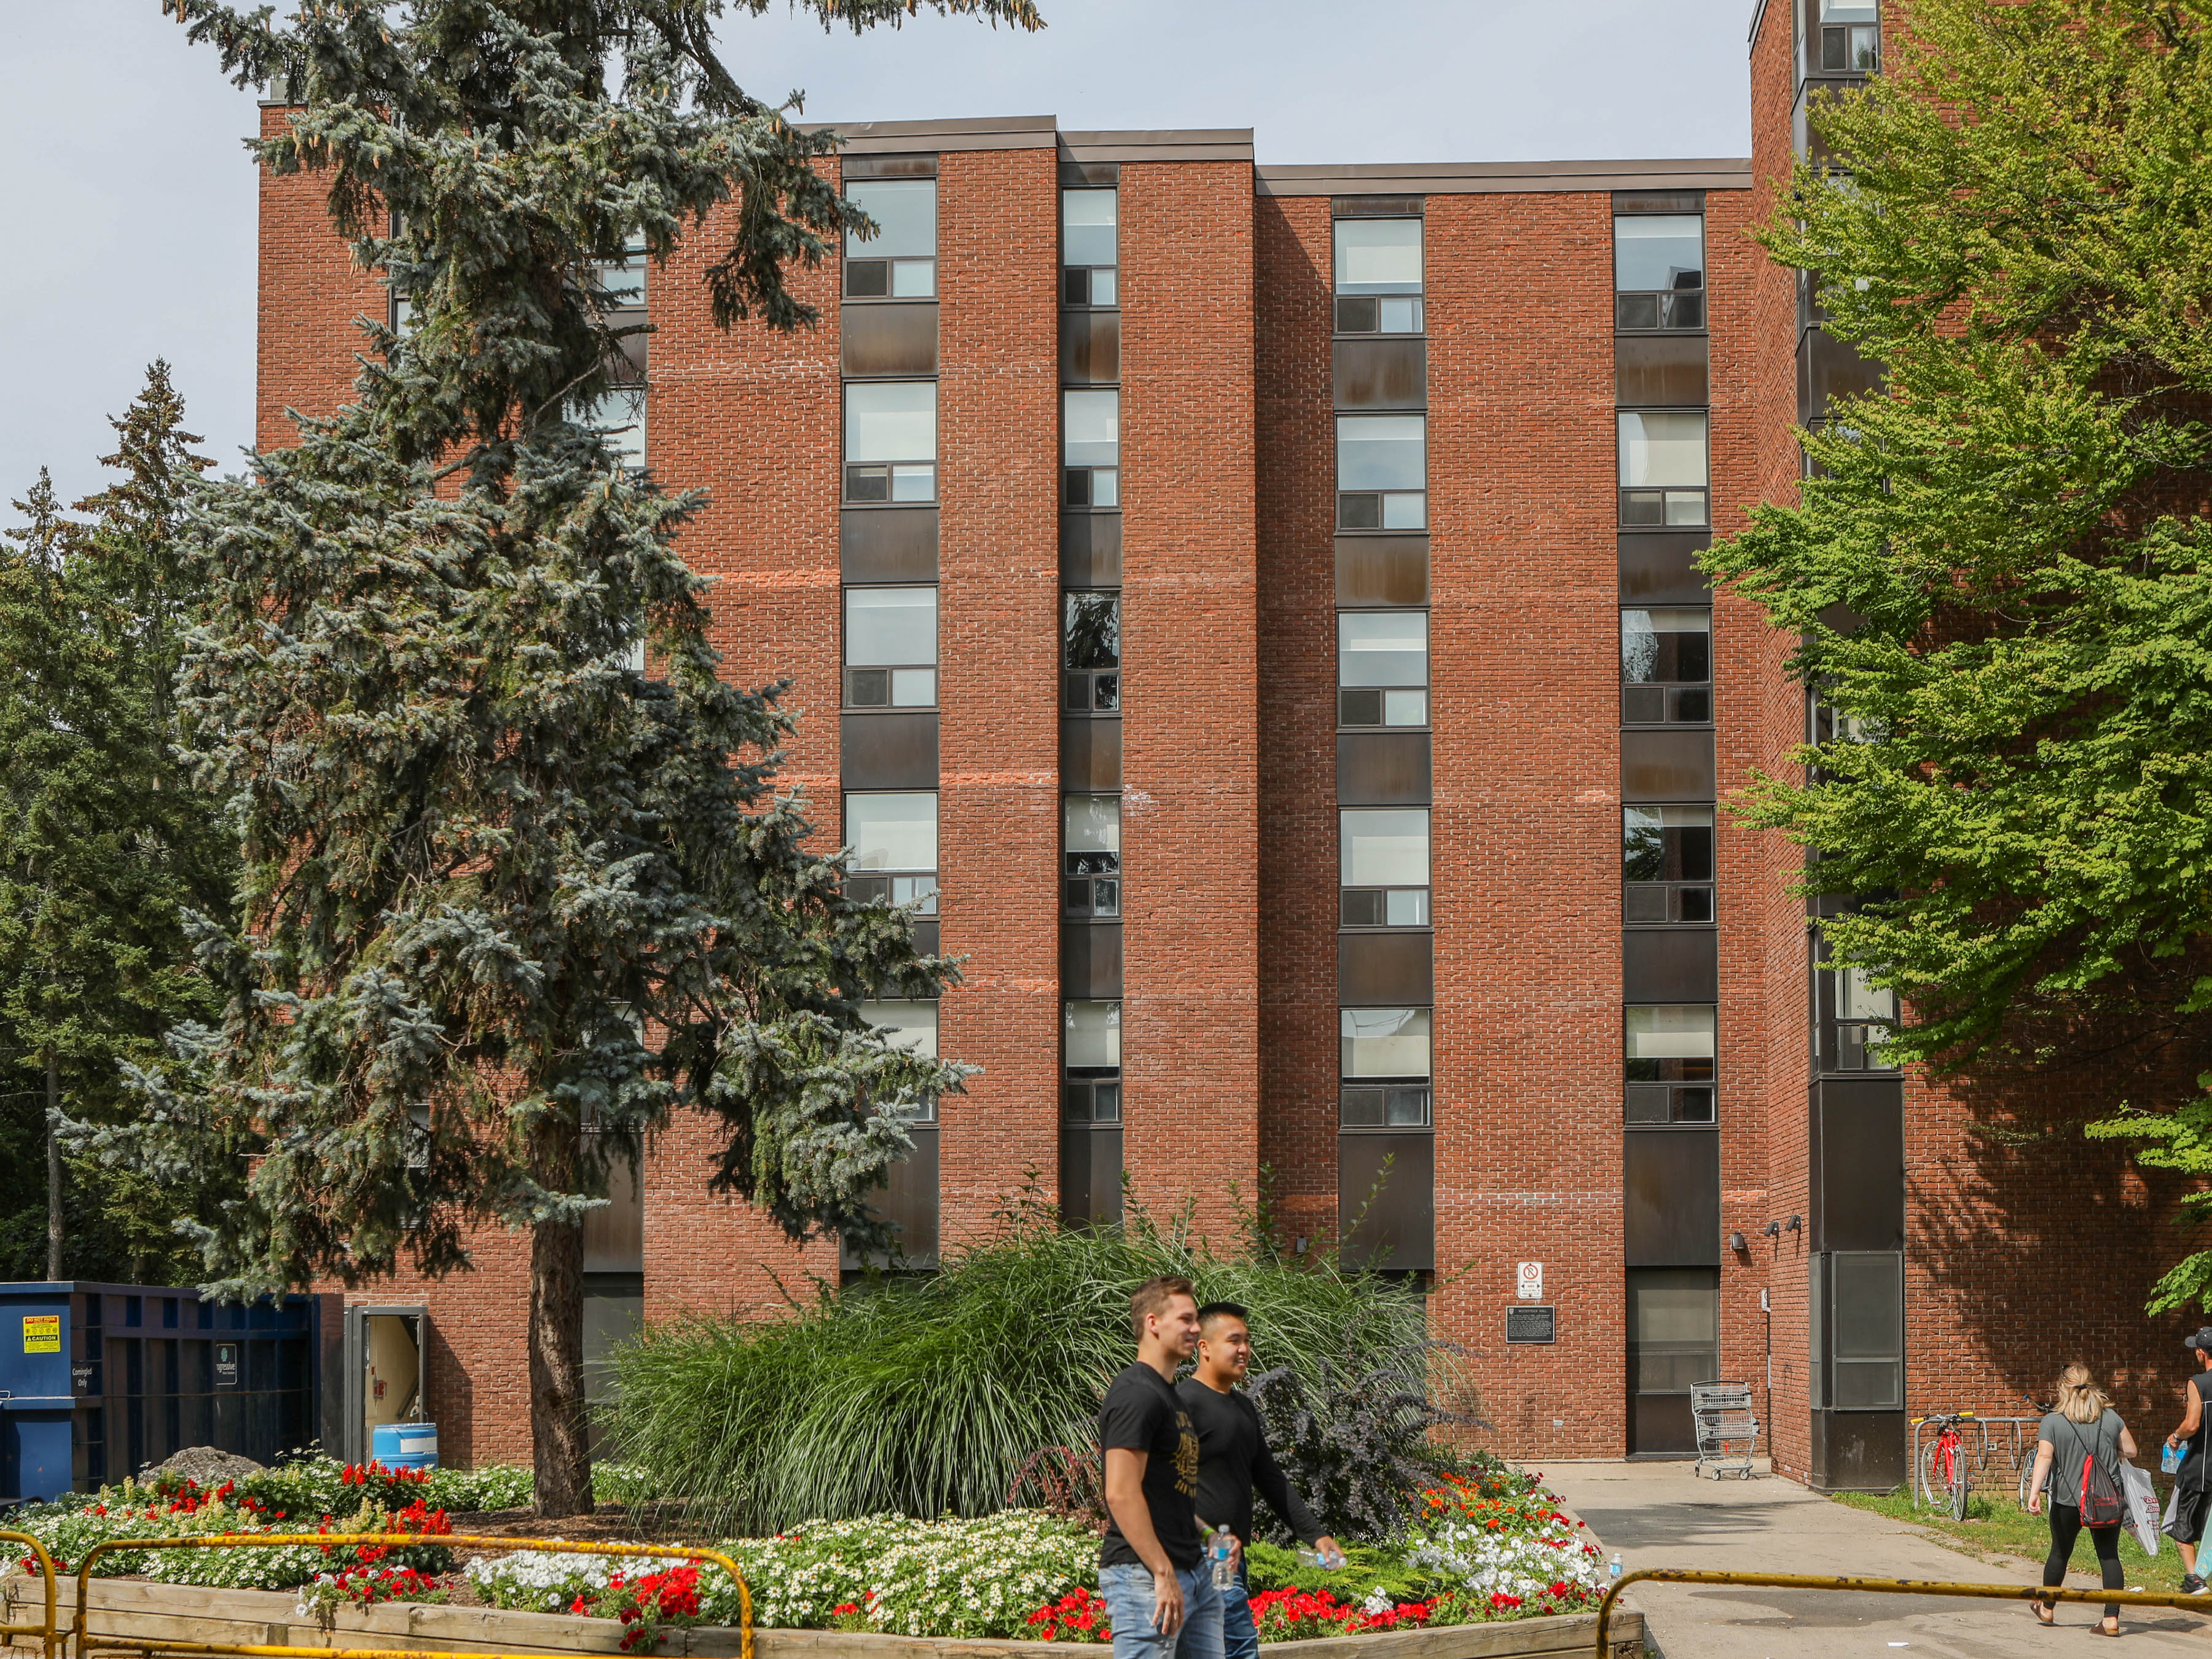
left=528, top=1121, right=593, bottom=1518
left=45, top=1051, right=63, bottom=1282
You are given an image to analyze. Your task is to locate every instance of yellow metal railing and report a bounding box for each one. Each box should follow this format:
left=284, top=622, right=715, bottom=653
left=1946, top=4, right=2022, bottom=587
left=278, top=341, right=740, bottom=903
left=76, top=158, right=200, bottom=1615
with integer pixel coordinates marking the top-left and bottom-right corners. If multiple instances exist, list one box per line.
left=1595, top=1567, right=2212, bottom=1658
left=48, top=1533, right=752, bottom=1659
left=0, top=1531, right=62, bottom=1659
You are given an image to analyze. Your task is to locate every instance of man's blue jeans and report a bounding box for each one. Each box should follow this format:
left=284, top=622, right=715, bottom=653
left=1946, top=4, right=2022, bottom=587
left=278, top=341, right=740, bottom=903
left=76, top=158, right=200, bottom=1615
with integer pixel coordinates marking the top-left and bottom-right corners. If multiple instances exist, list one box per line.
left=1099, top=1560, right=1225, bottom=1659
left=1219, top=1560, right=1257, bottom=1659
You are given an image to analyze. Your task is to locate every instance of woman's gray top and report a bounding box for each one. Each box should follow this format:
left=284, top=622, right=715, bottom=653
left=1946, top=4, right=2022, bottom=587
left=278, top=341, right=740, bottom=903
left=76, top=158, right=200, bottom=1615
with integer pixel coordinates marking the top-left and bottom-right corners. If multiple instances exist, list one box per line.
left=2040, top=1408, right=2124, bottom=1507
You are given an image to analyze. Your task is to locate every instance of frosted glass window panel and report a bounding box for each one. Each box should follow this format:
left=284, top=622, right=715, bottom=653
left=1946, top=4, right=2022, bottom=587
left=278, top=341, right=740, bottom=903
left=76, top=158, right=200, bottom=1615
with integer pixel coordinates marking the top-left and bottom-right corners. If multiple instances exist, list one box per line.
left=1625, top=1004, right=1717, bottom=1061
left=1338, top=612, right=1428, bottom=687
left=1341, top=809, right=1430, bottom=888
left=1340, top=1007, right=1432, bottom=1078
left=1334, top=219, right=1423, bottom=294
left=1065, top=795, right=1121, bottom=855
left=1618, top=412, right=1709, bottom=488
left=1064, top=389, right=1120, bottom=467
left=846, top=792, right=937, bottom=873
left=845, top=179, right=936, bottom=261
left=1062, top=190, right=1119, bottom=268
left=1821, top=0, right=1878, bottom=18
left=859, top=1000, right=939, bottom=1059
left=1630, top=1269, right=1719, bottom=1344
left=1835, top=964, right=1899, bottom=1022
left=1338, top=415, right=1427, bottom=492
left=845, top=382, right=937, bottom=463
left=1065, top=1000, right=1121, bottom=1070
left=1614, top=216, right=1705, bottom=293
left=845, top=587, right=937, bottom=667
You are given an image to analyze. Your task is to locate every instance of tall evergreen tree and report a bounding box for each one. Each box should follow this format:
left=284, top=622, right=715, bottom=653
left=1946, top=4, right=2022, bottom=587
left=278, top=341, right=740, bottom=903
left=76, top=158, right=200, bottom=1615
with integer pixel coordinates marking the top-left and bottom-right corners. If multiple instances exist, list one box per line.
left=135, top=0, right=1037, bottom=1515
left=1706, top=1, right=2212, bottom=1300
left=0, top=364, right=233, bottom=1285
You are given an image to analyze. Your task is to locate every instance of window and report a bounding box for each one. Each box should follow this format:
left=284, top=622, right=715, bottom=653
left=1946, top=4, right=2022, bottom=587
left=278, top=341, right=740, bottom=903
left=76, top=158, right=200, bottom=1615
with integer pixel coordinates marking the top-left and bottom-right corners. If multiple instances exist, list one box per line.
left=1628, top=1268, right=1719, bottom=1395
left=1614, top=215, right=1705, bottom=331
left=1624, top=806, right=1715, bottom=924
left=845, top=791, right=938, bottom=914
left=1813, top=1250, right=1904, bottom=1410
left=1341, top=809, right=1430, bottom=928
left=1625, top=1005, right=1716, bottom=1123
left=577, top=385, right=646, bottom=469
left=1816, top=931, right=1899, bottom=1072
left=1339, top=1007, right=1432, bottom=1128
left=1621, top=608, right=1712, bottom=723
left=1064, top=388, right=1119, bottom=508
left=1338, top=415, right=1426, bottom=530
left=845, top=178, right=936, bottom=299
left=1063, top=592, right=1120, bottom=712
left=1333, top=218, right=1422, bottom=335
left=844, top=381, right=936, bottom=503
left=857, top=1000, right=939, bottom=1121
left=1063, top=1000, right=1121, bottom=1123
left=845, top=586, right=936, bottom=708
left=1819, top=0, right=1879, bottom=71
left=1618, top=411, right=1708, bottom=527
left=592, top=231, right=648, bottom=310
left=1338, top=611, right=1428, bottom=728
left=1065, top=796, right=1120, bottom=919
left=1062, top=189, right=1118, bottom=307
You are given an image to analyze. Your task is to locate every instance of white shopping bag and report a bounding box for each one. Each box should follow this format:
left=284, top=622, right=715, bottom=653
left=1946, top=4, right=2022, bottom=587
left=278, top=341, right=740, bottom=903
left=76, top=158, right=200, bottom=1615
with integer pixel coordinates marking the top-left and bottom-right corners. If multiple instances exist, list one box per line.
left=2121, top=1461, right=2160, bottom=1556
left=2165, top=1477, right=2185, bottom=1536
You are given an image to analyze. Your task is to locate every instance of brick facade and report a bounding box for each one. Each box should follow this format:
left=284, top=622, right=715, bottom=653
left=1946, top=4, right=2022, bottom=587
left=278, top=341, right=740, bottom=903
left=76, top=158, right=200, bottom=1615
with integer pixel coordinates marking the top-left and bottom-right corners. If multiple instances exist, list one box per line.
left=251, top=52, right=2202, bottom=1480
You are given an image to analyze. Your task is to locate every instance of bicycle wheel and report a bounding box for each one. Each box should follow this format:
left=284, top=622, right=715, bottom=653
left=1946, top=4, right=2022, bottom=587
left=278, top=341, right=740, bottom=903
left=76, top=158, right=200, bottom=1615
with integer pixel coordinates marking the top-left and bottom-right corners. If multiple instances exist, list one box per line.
left=1950, top=1446, right=1971, bottom=1520
left=1918, top=1433, right=1956, bottom=1508
left=2021, top=1459, right=2045, bottom=1512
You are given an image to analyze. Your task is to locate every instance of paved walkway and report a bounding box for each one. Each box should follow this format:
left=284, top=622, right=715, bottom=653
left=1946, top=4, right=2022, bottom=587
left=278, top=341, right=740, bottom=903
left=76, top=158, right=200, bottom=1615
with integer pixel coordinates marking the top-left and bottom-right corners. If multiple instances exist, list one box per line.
left=1540, top=1459, right=2212, bottom=1659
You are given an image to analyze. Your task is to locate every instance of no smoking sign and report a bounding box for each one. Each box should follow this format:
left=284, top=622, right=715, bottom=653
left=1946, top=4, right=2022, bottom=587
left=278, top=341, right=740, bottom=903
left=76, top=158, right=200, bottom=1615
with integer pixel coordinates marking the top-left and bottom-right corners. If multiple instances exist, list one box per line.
left=1516, top=1261, right=1543, bottom=1301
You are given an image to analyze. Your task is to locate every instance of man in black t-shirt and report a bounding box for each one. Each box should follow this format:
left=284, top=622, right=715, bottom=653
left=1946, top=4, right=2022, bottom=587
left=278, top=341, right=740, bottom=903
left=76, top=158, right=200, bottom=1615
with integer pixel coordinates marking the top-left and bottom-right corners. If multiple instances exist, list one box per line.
left=2164, top=1328, right=2212, bottom=1593
left=1097, top=1274, right=1221, bottom=1659
left=1177, top=1303, right=1341, bottom=1659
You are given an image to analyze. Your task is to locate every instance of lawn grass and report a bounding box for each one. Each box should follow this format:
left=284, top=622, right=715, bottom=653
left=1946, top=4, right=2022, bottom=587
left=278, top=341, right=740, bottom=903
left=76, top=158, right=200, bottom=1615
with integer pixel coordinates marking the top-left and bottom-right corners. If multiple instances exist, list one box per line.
left=1833, top=1483, right=2196, bottom=1595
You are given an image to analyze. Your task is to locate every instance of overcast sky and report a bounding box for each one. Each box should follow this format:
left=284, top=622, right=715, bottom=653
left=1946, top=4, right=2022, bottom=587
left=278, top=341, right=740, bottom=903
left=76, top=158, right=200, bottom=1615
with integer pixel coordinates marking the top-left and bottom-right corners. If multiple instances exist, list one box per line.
left=1, top=0, right=1755, bottom=513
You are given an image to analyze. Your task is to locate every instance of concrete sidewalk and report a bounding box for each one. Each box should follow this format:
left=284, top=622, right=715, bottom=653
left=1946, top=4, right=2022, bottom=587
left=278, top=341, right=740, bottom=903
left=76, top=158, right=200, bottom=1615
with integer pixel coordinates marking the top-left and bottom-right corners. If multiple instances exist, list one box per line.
left=1539, top=1459, right=2212, bottom=1659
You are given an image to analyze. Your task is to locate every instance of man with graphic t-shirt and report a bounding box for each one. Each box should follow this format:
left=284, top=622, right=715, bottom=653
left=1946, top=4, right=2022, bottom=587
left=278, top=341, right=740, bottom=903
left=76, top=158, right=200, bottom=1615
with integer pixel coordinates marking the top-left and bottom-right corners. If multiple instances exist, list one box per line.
left=1097, top=1274, right=1222, bottom=1659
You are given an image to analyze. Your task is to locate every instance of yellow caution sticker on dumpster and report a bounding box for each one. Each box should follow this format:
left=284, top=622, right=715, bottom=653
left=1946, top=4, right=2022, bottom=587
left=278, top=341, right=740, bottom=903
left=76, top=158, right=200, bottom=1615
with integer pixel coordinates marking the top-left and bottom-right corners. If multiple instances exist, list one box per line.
left=23, top=1314, right=60, bottom=1353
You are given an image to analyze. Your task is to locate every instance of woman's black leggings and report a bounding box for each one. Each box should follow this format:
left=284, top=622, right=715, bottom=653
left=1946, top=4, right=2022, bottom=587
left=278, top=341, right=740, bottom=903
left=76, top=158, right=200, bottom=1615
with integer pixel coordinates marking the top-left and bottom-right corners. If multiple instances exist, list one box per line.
left=2045, top=1502, right=2124, bottom=1619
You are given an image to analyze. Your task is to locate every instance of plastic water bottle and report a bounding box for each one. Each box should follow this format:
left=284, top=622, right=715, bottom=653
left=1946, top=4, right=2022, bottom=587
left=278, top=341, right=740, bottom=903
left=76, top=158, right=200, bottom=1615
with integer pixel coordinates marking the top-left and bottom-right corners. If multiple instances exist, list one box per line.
left=1609, top=1553, right=1624, bottom=1583
left=1298, top=1543, right=1347, bottom=1571
left=1210, top=1526, right=1236, bottom=1590
left=2166, top=1443, right=2191, bottom=1476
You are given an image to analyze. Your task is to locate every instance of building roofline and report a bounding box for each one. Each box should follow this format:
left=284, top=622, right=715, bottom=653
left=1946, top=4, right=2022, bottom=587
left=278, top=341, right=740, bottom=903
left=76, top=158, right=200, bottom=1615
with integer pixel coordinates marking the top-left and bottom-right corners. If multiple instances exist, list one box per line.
left=816, top=114, right=1059, bottom=153
left=1059, top=129, right=1255, bottom=163
left=1257, top=157, right=1754, bottom=196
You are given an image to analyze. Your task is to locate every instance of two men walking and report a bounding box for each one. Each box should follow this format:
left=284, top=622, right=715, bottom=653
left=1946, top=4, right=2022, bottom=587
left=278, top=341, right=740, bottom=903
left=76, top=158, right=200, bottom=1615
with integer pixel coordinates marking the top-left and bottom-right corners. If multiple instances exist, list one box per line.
left=1096, top=1276, right=1339, bottom=1659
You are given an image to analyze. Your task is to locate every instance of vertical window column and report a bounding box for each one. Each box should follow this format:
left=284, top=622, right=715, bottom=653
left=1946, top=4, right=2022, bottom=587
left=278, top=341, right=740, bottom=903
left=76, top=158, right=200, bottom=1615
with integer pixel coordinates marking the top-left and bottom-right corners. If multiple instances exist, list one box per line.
left=1058, top=165, right=1124, bottom=1229
left=839, top=155, right=942, bottom=1273
left=1332, top=198, right=1433, bottom=1273
left=1614, top=191, right=1720, bottom=1457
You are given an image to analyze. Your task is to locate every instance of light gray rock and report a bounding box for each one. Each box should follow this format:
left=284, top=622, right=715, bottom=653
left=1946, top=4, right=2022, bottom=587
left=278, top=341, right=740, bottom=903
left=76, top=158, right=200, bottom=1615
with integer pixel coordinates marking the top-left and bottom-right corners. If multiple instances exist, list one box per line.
left=151, top=1445, right=264, bottom=1485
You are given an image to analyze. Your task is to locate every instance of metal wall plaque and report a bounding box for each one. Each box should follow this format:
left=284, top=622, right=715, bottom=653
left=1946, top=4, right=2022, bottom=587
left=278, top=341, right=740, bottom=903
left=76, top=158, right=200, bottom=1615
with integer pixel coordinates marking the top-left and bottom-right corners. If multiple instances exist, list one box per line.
left=1506, top=1304, right=1556, bottom=1344
left=214, top=1341, right=240, bottom=1389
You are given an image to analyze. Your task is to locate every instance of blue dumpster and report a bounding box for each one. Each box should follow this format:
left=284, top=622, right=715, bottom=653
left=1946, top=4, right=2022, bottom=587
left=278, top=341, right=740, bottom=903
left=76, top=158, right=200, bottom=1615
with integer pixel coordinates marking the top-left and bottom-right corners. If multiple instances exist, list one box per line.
left=0, top=1282, right=337, bottom=1504
left=369, top=1421, right=438, bottom=1471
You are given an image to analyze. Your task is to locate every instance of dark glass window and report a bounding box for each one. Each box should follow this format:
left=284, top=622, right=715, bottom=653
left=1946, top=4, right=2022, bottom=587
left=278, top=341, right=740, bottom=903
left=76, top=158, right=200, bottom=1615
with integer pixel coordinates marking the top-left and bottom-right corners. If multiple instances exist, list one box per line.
left=1621, top=607, right=1712, bottom=724
left=1064, top=796, right=1120, bottom=919
left=1624, top=806, right=1715, bottom=925
left=1063, top=592, right=1120, bottom=712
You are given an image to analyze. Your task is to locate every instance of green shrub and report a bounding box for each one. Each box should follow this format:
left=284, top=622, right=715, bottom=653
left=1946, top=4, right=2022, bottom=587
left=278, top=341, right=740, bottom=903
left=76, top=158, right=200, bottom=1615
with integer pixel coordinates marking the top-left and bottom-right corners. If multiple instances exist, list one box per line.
left=604, top=1186, right=1470, bottom=1535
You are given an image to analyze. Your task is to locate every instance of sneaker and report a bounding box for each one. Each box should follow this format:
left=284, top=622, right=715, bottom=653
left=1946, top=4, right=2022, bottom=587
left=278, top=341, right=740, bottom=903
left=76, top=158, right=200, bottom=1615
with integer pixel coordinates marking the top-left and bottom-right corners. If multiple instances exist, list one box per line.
left=2181, top=1574, right=2206, bottom=1596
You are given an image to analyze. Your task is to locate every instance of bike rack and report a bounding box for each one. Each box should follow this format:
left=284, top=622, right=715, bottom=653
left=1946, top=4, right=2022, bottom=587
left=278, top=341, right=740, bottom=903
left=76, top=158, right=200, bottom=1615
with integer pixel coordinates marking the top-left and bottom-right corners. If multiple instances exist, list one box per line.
left=1910, top=1414, right=2045, bottom=1505
left=43, top=1532, right=753, bottom=1659
left=1595, top=1567, right=2212, bottom=1659
left=0, top=1529, right=63, bottom=1659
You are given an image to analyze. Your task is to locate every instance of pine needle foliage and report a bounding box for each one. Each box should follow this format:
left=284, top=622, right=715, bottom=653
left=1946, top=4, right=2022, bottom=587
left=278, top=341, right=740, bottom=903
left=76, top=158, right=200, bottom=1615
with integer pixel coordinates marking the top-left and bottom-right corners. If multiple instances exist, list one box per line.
left=602, top=1188, right=1464, bottom=1539
left=127, top=0, right=1041, bottom=1513
left=1704, top=0, right=2212, bottom=1306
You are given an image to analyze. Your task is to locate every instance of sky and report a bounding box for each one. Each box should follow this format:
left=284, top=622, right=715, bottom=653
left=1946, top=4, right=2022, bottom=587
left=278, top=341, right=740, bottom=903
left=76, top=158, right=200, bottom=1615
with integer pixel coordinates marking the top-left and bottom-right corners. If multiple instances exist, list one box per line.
left=0, top=0, right=1755, bottom=514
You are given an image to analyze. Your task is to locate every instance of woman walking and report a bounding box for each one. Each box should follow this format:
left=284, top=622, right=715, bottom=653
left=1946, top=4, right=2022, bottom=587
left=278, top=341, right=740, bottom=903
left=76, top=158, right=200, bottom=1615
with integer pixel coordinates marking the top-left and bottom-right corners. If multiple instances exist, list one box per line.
left=2026, top=1363, right=2138, bottom=1635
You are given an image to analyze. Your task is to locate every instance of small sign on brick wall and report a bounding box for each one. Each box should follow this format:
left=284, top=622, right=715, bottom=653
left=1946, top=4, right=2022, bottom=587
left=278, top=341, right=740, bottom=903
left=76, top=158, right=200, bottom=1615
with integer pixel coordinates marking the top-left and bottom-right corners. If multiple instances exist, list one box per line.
left=1507, top=1304, right=1556, bottom=1344
left=1516, top=1261, right=1544, bottom=1300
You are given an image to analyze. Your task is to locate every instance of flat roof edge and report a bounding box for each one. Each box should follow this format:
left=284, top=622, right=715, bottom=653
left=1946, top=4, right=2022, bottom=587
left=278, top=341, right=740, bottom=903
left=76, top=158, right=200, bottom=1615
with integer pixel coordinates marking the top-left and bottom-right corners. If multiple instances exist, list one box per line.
left=1258, top=158, right=1755, bottom=195
left=809, top=114, right=1059, bottom=153
left=1060, top=128, right=1256, bottom=163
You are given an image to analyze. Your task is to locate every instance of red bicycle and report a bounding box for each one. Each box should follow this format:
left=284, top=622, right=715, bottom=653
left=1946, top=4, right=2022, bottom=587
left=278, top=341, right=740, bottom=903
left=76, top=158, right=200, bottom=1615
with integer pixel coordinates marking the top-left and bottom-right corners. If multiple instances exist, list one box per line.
left=1916, top=1410, right=1975, bottom=1520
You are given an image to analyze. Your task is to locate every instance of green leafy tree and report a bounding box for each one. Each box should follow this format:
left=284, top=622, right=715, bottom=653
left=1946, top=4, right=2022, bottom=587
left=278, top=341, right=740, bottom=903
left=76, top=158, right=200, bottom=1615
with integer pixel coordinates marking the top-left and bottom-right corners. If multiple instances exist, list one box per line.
left=133, top=0, right=1037, bottom=1515
left=1706, top=0, right=2212, bottom=1303
left=0, top=364, right=234, bottom=1284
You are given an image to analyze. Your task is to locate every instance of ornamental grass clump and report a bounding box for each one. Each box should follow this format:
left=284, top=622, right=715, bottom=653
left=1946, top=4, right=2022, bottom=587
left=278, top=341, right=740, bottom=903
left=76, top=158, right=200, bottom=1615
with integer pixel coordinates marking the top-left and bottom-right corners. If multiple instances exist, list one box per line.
left=606, top=1188, right=1469, bottom=1535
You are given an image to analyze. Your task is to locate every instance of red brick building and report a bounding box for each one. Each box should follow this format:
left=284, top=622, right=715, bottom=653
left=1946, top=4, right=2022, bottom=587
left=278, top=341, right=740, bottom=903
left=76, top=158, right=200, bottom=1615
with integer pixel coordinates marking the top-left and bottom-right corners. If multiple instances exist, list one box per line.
left=256, top=4, right=2195, bottom=1491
